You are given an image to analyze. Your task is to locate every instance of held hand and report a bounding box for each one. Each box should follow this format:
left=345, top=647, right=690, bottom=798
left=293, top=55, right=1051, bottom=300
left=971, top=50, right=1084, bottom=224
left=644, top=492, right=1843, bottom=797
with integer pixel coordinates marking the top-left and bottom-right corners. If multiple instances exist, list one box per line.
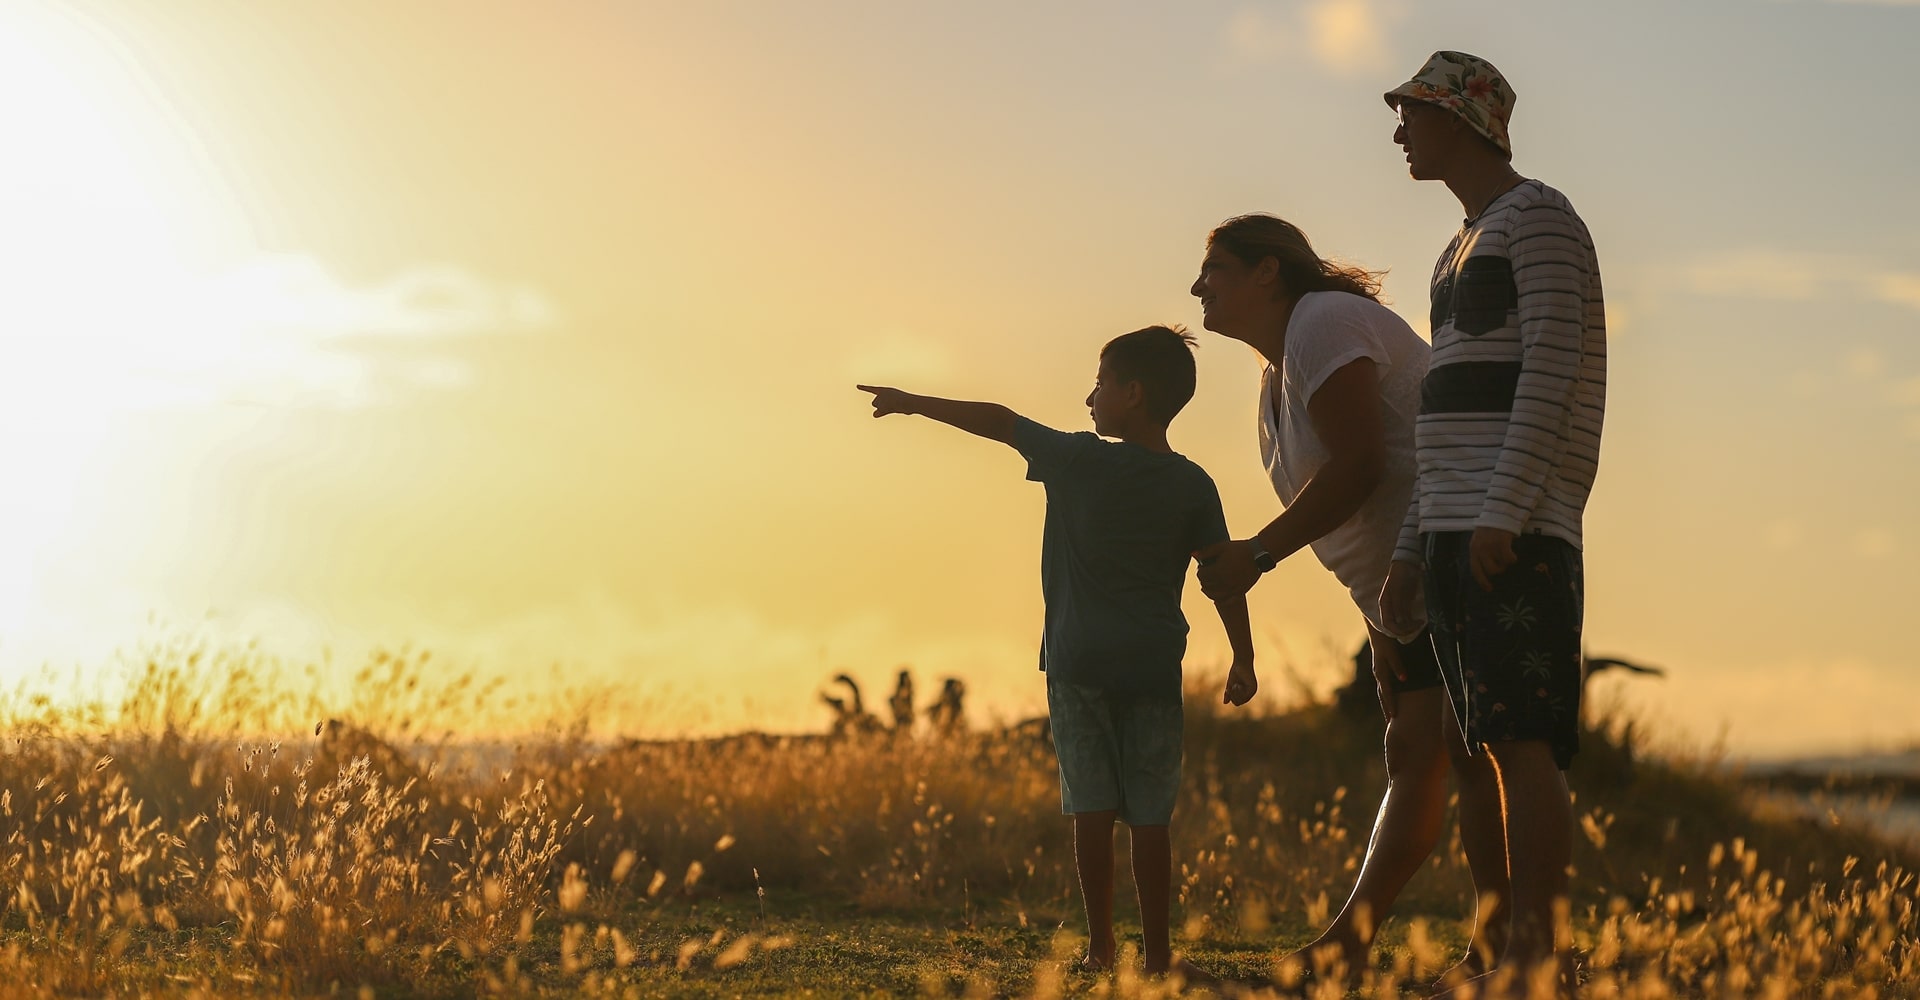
left=1379, top=560, right=1424, bottom=639
left=855, top=384, right=916, bottom=418
left=1223, top=658, right=1258, bottom=707
left=1468, top=527, right=1519, bottom=592
left=1195, top=540, right=1260, bottom=601
left=1369, top=634, right=1404, bottom=722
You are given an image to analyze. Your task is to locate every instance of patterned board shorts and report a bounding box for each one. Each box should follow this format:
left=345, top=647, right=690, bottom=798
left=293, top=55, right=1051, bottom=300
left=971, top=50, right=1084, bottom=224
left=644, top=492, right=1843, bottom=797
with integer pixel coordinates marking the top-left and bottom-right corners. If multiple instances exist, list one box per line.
left=1046, top=678, right=1183, bottom=827
left=1424, top=531, right=1584, bottom=769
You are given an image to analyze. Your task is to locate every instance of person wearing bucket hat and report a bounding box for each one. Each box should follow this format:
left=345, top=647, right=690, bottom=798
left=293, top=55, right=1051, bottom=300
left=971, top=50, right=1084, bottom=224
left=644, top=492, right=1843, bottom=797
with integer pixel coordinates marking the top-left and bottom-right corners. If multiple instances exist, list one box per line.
left=1384, top=50, right=1516, bottom=161
left=1378, top=50, right=1608, bottom=996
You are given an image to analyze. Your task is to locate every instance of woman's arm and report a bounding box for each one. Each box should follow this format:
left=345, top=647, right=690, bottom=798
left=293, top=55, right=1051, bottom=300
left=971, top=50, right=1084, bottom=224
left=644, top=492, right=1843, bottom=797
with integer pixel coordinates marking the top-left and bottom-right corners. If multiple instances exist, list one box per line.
left=1196, top=358, right=1387, bottom=599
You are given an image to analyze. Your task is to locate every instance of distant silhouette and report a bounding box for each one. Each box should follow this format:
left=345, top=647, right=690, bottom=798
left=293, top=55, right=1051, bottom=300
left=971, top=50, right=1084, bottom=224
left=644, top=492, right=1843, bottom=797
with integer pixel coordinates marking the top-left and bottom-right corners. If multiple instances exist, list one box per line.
left=819, top=674, right=885, bottom=738
left=889, top=670, right=915, bottom=733
left=316, top=718, right=431, bottom=794
left=928, top=677, right=967, bottom=736
left=1583, top=655, right=1664, bottom=682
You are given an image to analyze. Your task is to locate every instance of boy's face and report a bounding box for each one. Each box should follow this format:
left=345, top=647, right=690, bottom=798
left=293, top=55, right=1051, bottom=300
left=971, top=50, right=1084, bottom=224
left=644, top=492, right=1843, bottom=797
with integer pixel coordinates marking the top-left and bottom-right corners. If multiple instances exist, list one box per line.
left=1085, top=358, right=1138, bottom=436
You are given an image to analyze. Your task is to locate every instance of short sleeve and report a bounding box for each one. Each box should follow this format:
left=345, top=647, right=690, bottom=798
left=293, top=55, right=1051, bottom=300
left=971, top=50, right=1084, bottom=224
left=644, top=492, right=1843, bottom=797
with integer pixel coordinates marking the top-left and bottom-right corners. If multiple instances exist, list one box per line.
left=1289, top=296, right=1389, bottom=402
left=1189, top=473, right=1231, bottom=552
left=1013, top=416, right=1097, bottom=483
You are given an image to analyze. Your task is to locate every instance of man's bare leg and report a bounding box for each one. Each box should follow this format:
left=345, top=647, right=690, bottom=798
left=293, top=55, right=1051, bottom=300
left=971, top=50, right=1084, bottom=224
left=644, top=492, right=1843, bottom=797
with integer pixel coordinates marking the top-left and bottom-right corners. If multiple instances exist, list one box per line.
left=1290, top=687, right=1451, bottom=980
left=1431, top=739, right=1572, bottom=999
left=1073, top=810, right=1119, bottom=969
left=1485, top=740, right=1572, bottom=987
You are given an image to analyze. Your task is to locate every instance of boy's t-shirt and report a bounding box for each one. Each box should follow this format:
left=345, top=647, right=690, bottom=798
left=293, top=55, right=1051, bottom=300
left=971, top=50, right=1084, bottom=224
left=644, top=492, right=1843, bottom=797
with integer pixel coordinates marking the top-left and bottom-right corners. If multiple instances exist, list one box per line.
left=1012, top=417, right=1230, bottom=703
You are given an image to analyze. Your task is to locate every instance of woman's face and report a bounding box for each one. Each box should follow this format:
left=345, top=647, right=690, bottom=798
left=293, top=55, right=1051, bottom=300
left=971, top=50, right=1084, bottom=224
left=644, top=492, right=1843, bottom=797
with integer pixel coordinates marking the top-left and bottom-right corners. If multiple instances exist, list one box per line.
left=1190, top=245, right=1264, bottom=337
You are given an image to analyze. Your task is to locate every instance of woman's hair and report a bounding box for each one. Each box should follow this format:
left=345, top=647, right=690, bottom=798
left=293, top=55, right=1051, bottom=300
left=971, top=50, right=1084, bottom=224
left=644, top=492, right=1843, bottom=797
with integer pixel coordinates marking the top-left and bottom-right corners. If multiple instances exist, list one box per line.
left=1206, top=214, right=1385, bottom=303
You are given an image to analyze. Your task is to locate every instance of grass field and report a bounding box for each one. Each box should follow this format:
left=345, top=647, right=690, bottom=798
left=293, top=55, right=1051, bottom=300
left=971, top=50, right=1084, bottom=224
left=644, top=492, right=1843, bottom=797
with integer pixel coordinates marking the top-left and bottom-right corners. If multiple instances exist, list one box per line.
left=1, top=648, right=1916, bottom=997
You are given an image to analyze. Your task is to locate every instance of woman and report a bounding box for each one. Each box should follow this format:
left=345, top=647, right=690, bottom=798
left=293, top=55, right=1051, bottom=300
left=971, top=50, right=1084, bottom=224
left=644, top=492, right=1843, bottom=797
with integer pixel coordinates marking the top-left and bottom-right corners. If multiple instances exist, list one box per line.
left=1190, top=215, right=1506, bottom=981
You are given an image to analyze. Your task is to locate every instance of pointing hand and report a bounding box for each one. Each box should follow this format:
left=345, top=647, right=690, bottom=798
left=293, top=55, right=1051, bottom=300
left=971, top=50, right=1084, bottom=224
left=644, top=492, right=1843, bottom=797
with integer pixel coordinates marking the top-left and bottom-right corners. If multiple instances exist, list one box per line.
left=856, top=384, right=917, bottom=418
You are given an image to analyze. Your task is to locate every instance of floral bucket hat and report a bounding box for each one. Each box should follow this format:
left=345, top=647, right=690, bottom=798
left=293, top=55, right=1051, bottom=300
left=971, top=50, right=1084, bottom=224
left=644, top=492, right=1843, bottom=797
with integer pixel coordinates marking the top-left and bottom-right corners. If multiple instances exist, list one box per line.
left=1384, top=50, right=1515, bottom=158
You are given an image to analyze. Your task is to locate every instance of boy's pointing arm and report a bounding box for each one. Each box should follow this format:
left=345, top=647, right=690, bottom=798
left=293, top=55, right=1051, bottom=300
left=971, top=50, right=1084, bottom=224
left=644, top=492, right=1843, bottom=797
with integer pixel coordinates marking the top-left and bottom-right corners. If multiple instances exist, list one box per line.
left=857, top=385, right=1018, bottom=445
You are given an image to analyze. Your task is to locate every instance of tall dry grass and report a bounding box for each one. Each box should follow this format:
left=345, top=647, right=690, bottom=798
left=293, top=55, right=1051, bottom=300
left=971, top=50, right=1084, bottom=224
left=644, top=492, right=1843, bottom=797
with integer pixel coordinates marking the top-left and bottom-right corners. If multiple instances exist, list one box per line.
left=0, top=643, right=1914, bottom=997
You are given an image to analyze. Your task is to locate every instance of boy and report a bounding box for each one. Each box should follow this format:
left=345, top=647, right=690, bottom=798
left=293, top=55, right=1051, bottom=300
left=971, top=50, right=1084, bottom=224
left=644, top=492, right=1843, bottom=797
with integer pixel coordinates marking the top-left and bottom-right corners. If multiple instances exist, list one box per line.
left=858, top=325, right=1255, bottom=979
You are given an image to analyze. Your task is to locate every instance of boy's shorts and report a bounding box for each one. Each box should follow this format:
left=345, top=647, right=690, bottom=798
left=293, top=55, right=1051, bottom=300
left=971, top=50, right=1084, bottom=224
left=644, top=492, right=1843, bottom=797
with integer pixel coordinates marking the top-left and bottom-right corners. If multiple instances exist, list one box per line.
left=1046, top=678, right=1182, bottom=826
left=1424, top=531, right=1584, bottom=769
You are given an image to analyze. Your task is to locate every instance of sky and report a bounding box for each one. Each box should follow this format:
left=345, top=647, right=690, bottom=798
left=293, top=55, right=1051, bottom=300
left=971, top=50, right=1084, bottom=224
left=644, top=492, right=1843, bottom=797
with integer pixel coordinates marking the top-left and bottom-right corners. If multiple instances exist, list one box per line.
left=1, top=0, right=1916, bottom=756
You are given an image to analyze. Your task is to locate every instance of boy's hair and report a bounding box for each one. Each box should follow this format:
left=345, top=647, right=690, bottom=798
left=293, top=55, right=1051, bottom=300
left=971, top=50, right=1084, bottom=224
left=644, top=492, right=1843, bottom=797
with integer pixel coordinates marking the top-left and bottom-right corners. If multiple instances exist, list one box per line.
left=1100, top=325, right=1198, bottom=426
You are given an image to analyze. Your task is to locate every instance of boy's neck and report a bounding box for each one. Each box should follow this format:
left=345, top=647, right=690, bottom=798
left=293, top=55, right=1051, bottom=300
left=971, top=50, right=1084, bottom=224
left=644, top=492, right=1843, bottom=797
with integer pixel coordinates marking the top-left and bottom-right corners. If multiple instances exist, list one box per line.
left=1114, top=422, right=1173, bottom=453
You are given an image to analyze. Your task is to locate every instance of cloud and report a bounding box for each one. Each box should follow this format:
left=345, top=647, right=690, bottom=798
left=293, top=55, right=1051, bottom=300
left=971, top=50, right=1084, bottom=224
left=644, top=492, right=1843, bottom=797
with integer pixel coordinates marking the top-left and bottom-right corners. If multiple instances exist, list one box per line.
left=1683, top=248, right=1920, bottom=315
left=1225, top=6, right=1292, bottom=63
left=1844, top=347, right=1885, bottom=379
left=0, top=254, right=557, bottom=412
left=1851, top=528, right=1896, bottom=559
left=202, top=255, right=556, bottom=340
left=1682, top=248, right=1834, bottom=301
left=1224, top=0, right=1401, bottom=75
left=1775, top=339, right=1920, bottom=424
left=1872, top=273, right=1920, bottom=311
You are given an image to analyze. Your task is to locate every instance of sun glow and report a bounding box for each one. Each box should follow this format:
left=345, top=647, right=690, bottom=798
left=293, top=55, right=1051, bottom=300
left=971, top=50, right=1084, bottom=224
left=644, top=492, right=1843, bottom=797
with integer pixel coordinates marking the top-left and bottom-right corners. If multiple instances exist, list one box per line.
left=0, top=6, right=248, bottom=647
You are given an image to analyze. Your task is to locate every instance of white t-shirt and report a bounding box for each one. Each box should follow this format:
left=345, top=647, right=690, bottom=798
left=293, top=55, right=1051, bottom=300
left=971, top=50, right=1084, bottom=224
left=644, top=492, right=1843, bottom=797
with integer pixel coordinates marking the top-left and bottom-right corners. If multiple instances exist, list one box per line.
left=1259, top=291, right=1429, bottom=637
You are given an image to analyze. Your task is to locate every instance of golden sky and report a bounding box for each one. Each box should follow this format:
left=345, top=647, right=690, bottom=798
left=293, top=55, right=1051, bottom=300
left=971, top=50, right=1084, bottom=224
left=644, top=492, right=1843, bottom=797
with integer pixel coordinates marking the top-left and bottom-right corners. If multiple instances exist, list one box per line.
left=4, top=0, right=1918, bottom=755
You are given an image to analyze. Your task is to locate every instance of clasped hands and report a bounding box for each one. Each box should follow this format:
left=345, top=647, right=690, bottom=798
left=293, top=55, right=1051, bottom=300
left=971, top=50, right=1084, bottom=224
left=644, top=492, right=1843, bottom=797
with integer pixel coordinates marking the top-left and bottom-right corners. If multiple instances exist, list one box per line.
left=1193, top=538, right=1263, bottom=601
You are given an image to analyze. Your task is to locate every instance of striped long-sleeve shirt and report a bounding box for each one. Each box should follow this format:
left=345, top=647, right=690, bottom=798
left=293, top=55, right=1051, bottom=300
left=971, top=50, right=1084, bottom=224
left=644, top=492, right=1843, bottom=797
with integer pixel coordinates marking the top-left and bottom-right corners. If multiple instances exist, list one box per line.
left=1394, top=179, right=1606, bottom=564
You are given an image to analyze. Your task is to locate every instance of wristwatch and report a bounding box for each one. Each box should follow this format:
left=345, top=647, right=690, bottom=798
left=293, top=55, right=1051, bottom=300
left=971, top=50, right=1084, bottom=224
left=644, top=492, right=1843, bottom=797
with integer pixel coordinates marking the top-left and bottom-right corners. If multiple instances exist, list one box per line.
left=1248, top=538, right=1278, bottom=574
